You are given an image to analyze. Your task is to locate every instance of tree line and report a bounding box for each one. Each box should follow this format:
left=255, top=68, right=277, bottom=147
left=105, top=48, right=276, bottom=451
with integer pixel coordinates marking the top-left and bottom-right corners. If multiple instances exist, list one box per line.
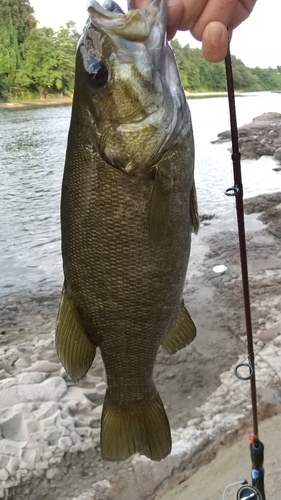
left=171, top=40, right=281, bottom=92
left=0, top=0, right=280, bottom=101
left=0, top=0, right=79, bottom=99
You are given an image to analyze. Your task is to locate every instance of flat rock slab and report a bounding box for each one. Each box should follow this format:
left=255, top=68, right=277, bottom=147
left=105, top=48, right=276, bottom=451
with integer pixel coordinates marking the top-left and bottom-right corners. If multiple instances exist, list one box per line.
left=244, top=193, right=281, bottom=238
left=0, top=377, right=67, bottom=408
left=214, top=112, right=281, bottom=163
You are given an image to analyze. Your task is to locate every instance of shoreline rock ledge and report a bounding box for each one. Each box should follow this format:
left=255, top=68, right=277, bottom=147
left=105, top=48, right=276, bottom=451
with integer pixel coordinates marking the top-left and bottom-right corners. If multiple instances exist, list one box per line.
left=214, top=112, right=281, bottom=165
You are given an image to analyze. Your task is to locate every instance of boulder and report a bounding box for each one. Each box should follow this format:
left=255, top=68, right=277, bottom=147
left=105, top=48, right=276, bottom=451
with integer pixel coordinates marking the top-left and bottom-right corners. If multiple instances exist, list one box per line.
left=215, top=112, right=281, bottom=163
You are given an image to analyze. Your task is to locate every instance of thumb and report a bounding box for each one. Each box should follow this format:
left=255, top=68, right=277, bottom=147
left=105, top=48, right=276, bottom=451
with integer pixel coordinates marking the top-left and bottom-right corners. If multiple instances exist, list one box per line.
left=201, top=22, right=229, bottom=62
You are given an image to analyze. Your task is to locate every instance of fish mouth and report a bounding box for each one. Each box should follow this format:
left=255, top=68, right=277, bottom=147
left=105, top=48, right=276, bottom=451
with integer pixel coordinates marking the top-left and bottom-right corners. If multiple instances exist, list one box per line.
left=87, top=0, right=126, bottom=17
left=86, top=0, right=163, bottom=42
left=87, top=0, right=156, bottom=15
left=101, top=0, right=126, bottom=15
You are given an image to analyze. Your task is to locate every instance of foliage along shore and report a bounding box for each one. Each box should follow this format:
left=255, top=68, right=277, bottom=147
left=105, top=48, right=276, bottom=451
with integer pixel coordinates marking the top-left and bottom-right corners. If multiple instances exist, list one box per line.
left=0, top=92, right=227, bottom=108
left=1, top=0, right=281, bottom=102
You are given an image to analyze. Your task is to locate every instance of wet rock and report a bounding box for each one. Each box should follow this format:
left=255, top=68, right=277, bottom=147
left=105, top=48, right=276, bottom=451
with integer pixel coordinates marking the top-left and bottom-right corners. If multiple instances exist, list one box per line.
left=199, top=213, right=216, bottom=222
left=259, top=203, right=281, bottom=238
left=244, top=192, right=281, bottom=215
left=274, top=147, right=281, bottom=162
left=215, top=112, right=281, bottom=163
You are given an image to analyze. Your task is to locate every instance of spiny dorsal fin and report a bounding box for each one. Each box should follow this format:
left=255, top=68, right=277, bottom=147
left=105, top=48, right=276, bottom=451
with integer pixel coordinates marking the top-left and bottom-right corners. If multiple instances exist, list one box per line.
left=101, top=386, right=171, bottom=461
left=161, top=300, right=196, bottom=354
left=149, top=168, right=173, bottom=245
left=56, top=286, right=96, bottom=381
left=190, top=182, right=199, bottom=234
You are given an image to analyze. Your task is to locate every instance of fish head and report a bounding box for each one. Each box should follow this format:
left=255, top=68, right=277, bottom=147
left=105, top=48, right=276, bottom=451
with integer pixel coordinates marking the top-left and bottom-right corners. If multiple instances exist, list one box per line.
left=75, top=0, right=187, bottom=175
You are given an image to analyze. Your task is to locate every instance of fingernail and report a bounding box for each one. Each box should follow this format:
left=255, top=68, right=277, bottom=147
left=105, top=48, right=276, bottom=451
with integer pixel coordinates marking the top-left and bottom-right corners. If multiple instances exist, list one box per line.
left=209, top=24, right=225, bottom=47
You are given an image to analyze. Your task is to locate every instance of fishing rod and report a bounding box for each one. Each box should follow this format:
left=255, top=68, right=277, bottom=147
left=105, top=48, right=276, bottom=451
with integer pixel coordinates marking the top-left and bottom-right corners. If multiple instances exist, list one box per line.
left=223, top=44, right=265, bottom=500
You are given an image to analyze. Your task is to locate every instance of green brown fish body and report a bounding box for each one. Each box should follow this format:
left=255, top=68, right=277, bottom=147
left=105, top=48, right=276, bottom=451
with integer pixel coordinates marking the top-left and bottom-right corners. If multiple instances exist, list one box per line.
left=56, top=0, right=198, bottom=462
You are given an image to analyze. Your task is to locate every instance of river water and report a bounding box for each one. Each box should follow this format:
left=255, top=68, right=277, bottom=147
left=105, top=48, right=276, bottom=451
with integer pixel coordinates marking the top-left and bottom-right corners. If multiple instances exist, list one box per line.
left=0, top=92, right=280, bottom=297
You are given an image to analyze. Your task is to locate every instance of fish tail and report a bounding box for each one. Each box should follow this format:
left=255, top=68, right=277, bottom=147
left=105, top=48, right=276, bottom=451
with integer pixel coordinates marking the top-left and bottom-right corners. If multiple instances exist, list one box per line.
left=101, top=387, right=171, bottom=461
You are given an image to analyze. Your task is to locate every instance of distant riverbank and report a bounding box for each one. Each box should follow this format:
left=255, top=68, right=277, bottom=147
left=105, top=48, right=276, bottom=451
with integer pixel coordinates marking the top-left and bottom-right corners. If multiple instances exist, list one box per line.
left=185, top=91, right=228, bottom=98
left=0, top=97, right=72, bottom=109
left=0, top=93, right=230, bottom=108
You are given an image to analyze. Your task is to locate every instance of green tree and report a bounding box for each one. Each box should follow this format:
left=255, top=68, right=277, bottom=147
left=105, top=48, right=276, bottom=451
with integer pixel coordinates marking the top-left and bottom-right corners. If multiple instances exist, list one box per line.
left=171, top=40, right=280, bottom=93
left=17, top=23, right=79, bottom=97
left=17, top=27, right=61, bottom=96
left=0, top=13, right=20, bottom=94
left=252, top=66, right=281, bottom=90
left=0, top=0, right=36, bottom=97
left=0, top=0, right=36, bottom=46
left=54, top=22, right=80, bottom=94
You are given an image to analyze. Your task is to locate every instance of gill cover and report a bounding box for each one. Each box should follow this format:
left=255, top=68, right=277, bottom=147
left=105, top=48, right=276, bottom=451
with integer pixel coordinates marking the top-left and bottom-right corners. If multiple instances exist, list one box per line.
left=76, top=0, right=188, bottom=175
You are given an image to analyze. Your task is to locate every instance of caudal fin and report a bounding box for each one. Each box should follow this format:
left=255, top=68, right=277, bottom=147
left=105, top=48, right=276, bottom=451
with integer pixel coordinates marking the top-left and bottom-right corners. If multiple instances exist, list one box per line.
left=100, top=388, right=171, bottom=461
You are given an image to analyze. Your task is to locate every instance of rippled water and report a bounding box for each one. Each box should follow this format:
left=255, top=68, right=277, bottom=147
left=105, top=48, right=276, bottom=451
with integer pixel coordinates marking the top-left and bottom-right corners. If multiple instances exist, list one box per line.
left=189, top=92, right=280, bottom=217
left=0, top=105, right=69, bottom=296
left=0, top=93, right=280, bottom=297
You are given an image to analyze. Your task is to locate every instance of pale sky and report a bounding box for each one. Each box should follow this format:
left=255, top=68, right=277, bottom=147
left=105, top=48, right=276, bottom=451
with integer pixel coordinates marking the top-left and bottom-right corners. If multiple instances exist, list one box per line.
left=30, top=0, right=280, bottom=69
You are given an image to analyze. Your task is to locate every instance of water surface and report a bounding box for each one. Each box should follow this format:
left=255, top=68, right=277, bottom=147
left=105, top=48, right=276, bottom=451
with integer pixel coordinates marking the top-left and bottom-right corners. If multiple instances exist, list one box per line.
left=0, top=92, right=280, bottom=297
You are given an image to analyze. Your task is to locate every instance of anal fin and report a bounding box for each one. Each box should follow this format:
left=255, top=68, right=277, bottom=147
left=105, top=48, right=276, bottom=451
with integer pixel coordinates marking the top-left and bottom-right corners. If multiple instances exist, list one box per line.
left=149, top=168, right=173, bottom=245
left=56, top=286, right=96, bottom=381
left=161, top=301, right=196, bottom=354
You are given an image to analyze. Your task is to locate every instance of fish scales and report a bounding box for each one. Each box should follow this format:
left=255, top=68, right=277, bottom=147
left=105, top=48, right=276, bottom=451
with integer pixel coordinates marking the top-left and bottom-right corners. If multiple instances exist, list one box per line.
left=56, top=0, right=198, bottom=462
left=62, top=132, right=191, bottom=393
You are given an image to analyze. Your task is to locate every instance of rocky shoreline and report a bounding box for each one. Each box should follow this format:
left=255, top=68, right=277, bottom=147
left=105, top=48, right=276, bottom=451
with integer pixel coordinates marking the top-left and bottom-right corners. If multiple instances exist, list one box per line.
left=0, top=193, right=280, bottom=500
left=214, top=112, right=281, bottom=167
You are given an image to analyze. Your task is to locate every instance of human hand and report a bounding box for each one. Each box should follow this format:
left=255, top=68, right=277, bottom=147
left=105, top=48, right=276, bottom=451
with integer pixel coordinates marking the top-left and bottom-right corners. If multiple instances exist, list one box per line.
left=166, top=0, right=257, bottom=62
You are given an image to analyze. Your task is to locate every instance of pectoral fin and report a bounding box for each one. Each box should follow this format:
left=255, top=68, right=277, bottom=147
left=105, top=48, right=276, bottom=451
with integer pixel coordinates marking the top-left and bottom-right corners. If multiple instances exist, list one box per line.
left=149, top=168, right=173, bottom=245
left=161, top=301, right=196, bottom=354
left=190, top=182, right=199, bottom=233
left=56, top=286, right=96, bottom=381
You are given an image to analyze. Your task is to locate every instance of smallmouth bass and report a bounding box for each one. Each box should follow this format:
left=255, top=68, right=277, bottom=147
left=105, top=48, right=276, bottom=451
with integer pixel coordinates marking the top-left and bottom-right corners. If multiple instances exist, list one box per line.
left=56, top=0, right=199, bottom=462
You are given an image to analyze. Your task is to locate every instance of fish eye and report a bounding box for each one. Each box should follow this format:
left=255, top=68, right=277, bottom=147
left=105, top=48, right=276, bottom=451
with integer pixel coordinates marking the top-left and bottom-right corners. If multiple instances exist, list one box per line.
left=87, top=60, right=108, bottom=88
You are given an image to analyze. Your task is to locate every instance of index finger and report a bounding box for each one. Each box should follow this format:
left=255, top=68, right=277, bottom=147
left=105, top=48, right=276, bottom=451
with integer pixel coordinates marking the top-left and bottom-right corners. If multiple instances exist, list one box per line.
left=167, top=0, right=208, bottom=40
left=191, top=0, right=238, bottom=41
